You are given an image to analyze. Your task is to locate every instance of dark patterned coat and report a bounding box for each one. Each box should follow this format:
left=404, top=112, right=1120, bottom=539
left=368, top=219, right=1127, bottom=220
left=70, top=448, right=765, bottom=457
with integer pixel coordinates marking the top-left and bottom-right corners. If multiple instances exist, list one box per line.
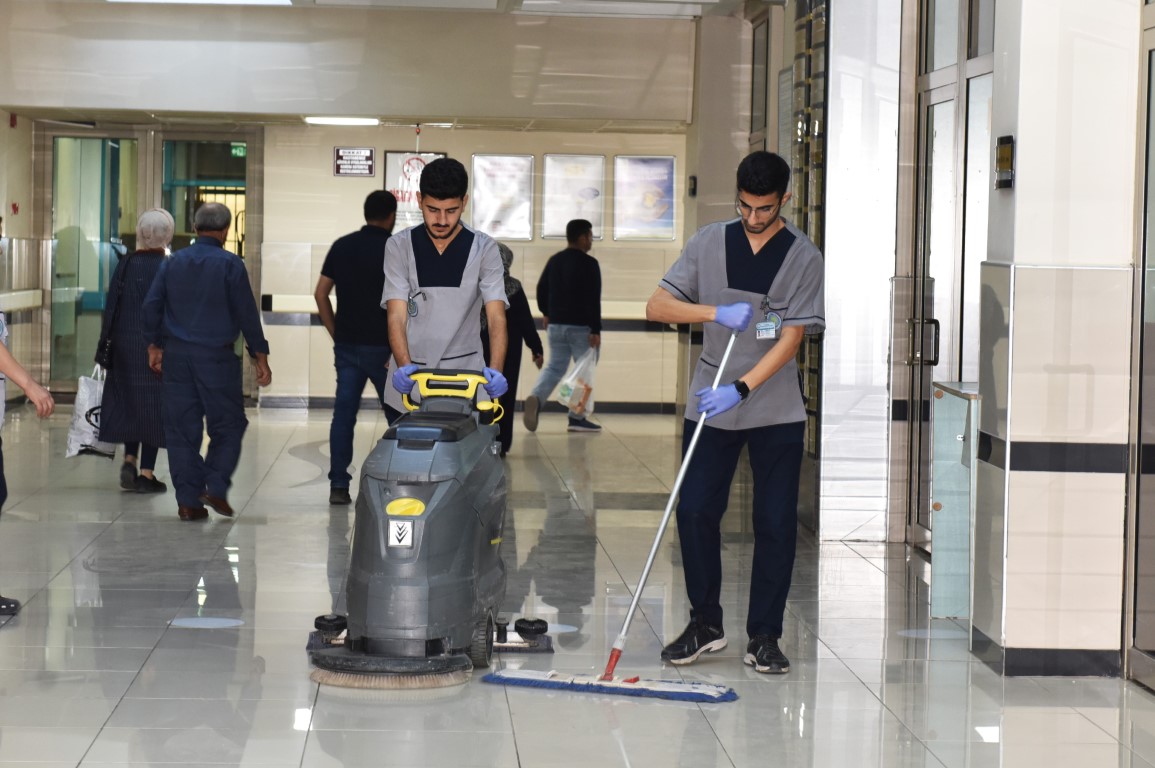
left=97, top=250, right=166, bottom=447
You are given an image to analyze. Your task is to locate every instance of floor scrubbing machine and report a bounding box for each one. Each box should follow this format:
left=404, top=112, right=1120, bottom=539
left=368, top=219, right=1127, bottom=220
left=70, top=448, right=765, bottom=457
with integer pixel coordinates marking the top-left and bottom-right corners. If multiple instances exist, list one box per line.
left=310, top=370, right=507, bottom=689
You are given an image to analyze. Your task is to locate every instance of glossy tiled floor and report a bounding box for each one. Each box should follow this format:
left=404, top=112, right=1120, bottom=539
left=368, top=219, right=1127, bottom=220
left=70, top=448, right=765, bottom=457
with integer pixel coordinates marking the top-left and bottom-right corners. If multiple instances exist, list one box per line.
left=1, top=404, right=1154, bottom=767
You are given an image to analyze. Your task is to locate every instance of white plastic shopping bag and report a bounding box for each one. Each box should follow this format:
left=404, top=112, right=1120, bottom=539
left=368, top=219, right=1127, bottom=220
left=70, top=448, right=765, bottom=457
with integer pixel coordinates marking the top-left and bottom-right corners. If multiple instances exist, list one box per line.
left=66, top=366, right=116, bottom=459
left=555, top=348, right=597, bottom=417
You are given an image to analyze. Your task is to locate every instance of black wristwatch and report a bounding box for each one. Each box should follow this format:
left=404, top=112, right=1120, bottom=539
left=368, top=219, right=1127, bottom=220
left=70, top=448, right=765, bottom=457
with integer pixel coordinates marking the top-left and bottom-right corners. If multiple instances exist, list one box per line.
left=732, top=379, right=750, bottom=400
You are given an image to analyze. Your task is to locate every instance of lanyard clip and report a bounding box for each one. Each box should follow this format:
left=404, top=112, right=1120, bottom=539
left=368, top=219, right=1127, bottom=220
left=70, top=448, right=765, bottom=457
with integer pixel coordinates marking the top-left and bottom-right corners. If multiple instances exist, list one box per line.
left=407, top=290, right=427, bottom=317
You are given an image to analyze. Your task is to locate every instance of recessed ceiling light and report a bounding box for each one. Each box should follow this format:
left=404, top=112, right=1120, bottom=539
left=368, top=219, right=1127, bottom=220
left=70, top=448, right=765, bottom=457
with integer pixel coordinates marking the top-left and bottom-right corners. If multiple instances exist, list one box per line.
left=304, top=117, right=381, bottom=127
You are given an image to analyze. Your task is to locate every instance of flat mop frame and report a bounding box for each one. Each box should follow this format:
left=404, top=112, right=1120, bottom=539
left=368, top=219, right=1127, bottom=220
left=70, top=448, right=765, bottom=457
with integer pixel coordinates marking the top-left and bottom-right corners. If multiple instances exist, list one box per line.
left=481, top=331, right=740, bottom=704
left=600, top=330, right=737, bottom=681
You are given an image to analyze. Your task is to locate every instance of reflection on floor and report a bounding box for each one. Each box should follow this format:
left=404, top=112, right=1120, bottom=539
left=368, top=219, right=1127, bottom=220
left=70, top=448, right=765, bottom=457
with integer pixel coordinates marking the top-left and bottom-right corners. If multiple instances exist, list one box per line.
left=0, top=405, right=1151, bottom=767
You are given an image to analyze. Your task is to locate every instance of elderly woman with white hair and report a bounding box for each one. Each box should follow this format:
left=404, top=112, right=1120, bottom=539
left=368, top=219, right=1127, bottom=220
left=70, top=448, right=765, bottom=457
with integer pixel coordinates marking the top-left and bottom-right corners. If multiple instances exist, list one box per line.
left=95, top=208, right=174, bottom=493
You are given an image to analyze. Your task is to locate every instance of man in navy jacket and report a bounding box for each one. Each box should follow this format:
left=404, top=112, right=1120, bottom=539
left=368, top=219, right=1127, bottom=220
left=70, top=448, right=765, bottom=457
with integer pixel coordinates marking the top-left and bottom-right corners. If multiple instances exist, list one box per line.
left=142, top=202, right=272, bottom=521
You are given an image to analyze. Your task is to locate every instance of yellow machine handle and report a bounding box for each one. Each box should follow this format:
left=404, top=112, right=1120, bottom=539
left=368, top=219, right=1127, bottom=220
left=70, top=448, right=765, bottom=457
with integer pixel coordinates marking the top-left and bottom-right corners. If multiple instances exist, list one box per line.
left=401, top=370, right=503, bottom=422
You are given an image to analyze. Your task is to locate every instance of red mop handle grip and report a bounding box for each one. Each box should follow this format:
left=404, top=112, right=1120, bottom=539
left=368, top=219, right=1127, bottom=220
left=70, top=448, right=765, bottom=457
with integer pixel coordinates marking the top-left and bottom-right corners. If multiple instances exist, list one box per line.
left=600, top=648, right=623, bottom=681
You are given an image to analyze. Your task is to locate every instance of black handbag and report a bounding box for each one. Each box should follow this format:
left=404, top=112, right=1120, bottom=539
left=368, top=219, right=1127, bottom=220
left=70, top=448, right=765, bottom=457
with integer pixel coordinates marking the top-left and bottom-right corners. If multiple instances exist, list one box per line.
left=94, top=253, right=132, bottom=369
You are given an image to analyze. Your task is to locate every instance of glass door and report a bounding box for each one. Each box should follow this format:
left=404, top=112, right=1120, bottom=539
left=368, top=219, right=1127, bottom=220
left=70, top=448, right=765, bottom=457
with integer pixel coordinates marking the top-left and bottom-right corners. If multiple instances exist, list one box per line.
left=907, top=89, right=957, bottom=548
left=162, top=140, right=247, bottom=256
left=903, top=0, right=993, bottom=549
left=50, top=137, right=138, bottom=387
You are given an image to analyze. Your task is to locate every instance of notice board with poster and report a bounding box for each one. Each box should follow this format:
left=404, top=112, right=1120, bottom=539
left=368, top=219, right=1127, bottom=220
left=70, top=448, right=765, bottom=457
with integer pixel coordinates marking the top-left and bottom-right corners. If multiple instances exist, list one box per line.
left=613, top=156, right=676, bottom=240
left=542, top=155, right=604, bottom=239
left=470, top=154, right=533, bottom=240
left=384, top=152, right=447, bottom=229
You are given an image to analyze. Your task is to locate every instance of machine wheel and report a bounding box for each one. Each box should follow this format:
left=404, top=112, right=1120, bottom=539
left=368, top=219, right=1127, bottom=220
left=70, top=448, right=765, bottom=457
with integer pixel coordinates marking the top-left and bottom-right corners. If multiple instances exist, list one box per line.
left=468, top=613, right=494, bottom=669
left=314, top=614, right=347, bottom=634
left=514, top=617, right=548, bottom=638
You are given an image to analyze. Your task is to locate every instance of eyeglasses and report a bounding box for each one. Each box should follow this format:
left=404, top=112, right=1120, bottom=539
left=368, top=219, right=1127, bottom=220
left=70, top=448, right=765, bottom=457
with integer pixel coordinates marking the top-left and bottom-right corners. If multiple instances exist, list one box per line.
left=735, top=198, right=782, bottom=219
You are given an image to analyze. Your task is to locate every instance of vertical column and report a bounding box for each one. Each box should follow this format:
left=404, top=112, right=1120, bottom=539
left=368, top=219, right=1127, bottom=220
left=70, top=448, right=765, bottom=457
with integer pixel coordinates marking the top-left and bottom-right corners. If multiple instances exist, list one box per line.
left=973, top=0, right=1140, bottom=675
left=677, top=16, right=751, bottom=422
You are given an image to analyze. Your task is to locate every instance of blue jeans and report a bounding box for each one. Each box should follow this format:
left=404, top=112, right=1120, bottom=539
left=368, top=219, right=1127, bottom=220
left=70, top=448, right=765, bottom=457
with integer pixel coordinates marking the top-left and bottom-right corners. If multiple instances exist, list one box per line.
left=329, top=343, right=390, bottom=489
left=530, top=324, right=594, bottom=419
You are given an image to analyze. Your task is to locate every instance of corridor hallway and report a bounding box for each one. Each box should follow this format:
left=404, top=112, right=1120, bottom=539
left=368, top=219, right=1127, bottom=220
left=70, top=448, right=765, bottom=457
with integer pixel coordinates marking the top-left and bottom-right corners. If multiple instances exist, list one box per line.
left=0, top=406, right=1149, bottom=767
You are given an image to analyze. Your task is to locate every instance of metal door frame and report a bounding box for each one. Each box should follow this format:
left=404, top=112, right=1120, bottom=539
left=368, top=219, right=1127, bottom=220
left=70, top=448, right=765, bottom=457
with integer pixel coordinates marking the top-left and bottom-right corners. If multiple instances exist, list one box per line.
left=1125, top=18, right=1155, bottom=689
left=33, top=123, right=263, bottom=396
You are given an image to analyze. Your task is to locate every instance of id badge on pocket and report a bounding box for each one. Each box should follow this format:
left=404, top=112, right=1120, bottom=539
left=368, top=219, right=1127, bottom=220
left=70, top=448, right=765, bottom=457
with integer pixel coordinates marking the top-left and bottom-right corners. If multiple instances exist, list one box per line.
left=756, top=312, right=781, bottom=341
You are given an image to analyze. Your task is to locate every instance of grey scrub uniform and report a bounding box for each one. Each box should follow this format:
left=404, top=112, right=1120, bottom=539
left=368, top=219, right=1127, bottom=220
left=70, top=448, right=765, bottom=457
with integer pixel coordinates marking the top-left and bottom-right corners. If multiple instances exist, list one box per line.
left=659, top=216, right=824, bottom=641
left=381, top=223, right=508, bottom=414
left=659, top=217, right=824, bottom=430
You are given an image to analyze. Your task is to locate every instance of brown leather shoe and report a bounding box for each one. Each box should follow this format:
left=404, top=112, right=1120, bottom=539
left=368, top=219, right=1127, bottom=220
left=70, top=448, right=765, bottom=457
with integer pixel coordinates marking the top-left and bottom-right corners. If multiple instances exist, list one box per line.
left=178, top=505, right=208, bottom=521
left=199, top=494, right=235, bottom=518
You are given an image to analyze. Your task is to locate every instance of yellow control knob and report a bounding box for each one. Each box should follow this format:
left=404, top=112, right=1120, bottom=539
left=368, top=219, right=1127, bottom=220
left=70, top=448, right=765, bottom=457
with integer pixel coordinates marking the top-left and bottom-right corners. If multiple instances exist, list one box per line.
left=386, top=498, right=426, bottom=517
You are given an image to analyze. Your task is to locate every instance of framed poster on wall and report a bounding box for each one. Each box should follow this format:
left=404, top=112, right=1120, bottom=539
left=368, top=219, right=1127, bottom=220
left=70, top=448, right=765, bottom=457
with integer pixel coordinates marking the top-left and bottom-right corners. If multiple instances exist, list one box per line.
left=470, top=154, right=534, bottom=240
left=383, top=151, right=446, bottom=229
left=542, top=154, right=604, bottom=239
left=613, top=156, right=676, bottom=240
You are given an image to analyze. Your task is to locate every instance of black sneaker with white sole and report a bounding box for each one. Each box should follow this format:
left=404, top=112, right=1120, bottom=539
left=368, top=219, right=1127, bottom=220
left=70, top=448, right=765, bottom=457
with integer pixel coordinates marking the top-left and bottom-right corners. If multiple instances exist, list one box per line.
left=660, top=620, right=726, bottom=665
left=744, top=635, right=790, bottom=674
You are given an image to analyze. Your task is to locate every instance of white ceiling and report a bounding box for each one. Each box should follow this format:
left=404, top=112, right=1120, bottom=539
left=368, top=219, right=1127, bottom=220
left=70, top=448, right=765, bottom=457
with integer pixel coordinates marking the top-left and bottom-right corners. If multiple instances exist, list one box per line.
left=87, top=0, right=749, bottom=19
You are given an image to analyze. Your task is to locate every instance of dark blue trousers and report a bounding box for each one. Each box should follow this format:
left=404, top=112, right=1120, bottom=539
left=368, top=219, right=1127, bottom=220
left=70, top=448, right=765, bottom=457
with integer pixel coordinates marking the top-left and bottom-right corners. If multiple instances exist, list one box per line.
left=676, top=419, right=804, bottom=639
left=0, top=436, right=7, bottom=509
left=329, top=343, right=390, bottom=488
left=162, top=341, right=249, bottom=508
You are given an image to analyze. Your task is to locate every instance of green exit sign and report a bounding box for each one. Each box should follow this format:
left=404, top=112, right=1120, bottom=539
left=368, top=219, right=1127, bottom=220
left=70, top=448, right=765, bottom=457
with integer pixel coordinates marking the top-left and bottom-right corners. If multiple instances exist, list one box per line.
left=230, top=143, right=247, bottom=158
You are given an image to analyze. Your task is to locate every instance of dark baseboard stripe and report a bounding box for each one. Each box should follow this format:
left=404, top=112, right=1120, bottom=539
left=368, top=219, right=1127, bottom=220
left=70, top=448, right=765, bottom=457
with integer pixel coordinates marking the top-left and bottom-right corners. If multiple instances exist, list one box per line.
left=260, top=396, right=675, bottom=415
left=971, top=626, right=1120, bottom=677
left=1010, top=441, right=1128, bottom=474
left=1004, top=647, right=1121, bottom=677
left=977, top=431, right=1126, bottom=474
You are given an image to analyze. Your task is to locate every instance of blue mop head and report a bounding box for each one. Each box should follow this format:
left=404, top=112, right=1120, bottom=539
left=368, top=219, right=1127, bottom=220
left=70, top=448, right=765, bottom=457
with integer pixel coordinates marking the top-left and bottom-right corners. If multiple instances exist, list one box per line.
left=481, top=668, right=737, bottom=703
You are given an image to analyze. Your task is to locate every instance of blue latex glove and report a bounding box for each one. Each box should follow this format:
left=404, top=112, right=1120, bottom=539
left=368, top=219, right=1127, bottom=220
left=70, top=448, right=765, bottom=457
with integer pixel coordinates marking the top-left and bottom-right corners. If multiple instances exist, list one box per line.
left=392, top=364, right=420, bottom=395
left=696, top=384, right=743, bottom=419
left=713, top=302, right=754, bottom=333
left=482, top=367, right=508, bottom=398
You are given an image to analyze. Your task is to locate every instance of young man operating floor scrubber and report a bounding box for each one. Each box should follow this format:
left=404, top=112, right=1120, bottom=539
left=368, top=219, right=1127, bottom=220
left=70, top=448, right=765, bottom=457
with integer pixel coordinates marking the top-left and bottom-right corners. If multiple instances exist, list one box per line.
left=309, top=158, right=512, bottom=689
left=382, top=157, right=510, bottom=414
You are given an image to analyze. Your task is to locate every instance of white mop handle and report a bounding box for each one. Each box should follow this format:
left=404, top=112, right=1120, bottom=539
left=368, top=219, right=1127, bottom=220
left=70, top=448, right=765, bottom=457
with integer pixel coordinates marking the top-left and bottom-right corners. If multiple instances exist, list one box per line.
left=612, top=331, right=739, bottom=650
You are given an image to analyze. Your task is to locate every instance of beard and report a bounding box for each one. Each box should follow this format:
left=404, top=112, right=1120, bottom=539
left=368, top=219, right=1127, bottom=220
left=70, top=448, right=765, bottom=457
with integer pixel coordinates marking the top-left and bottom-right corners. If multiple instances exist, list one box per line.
left=426, top=222, right=458, bottom=241
left=742, top=215, right=776, bottom=235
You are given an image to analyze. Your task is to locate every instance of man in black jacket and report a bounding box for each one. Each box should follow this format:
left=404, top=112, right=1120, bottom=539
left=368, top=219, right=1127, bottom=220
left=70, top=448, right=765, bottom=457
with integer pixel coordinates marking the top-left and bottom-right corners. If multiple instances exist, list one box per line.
left=523, top=219, right=602, bottom=433
left=314, top=190, right=396, bottom=505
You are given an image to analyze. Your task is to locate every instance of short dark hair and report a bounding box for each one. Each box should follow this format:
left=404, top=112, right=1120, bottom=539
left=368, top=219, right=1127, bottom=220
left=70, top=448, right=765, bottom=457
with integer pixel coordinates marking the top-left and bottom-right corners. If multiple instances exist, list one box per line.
left=364, top=190, right=397, bottom=221
left=193, top=202, right=231, bottom=232
left=566, top=219, right=593, bottom=244
left=736, top=151, right=790, bottom=198
left=419, top=158, right=468, bottom=201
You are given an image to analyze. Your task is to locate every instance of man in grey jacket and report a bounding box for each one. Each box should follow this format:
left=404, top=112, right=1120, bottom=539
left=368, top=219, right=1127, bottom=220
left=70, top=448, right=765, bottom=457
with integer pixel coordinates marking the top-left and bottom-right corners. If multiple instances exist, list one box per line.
left=645, top=151, right=825, bottom=675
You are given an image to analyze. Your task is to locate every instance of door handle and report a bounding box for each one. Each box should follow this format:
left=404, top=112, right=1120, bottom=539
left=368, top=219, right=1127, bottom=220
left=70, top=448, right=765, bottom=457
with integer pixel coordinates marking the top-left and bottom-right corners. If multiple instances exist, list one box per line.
left=925, top=318, right=940, bottom=367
